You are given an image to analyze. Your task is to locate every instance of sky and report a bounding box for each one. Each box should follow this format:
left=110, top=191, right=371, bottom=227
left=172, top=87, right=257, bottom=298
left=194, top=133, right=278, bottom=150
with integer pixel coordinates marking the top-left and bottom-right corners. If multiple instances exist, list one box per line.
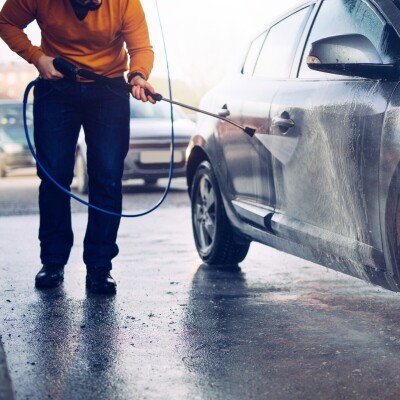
left=0, top=0, right=303, bottom=90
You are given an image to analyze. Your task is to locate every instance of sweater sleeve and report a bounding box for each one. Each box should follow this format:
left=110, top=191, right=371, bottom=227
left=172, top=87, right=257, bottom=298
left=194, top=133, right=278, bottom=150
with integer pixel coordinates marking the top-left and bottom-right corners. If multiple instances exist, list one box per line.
left=0, top=0, right=44, bottom=65
left=121, top=0, right=154, bottom=80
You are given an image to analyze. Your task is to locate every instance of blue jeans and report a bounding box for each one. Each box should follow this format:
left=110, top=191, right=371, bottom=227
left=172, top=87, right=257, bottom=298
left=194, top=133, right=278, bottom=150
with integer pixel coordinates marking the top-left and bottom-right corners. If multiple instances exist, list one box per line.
left=33, top=78, right=130, bottom=269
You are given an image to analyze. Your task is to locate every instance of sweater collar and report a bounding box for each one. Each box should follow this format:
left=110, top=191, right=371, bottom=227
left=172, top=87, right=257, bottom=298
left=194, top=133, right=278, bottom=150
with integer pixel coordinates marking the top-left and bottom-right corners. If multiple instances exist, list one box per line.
left=70, top=0, right=103, bottom=21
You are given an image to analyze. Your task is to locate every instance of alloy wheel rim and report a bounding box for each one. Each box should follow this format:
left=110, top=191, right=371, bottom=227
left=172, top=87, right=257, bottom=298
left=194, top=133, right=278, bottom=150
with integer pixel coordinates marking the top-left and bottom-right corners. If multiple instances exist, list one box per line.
left=194, top=174, right=216, bottom=254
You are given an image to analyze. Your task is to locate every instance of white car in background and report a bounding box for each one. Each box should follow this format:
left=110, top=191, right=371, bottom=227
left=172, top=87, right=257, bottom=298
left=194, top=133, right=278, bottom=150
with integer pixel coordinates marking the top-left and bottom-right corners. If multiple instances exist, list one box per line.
left=74, top=99, right=195, bottom=193
left=0, top=100, right=35, bottom=177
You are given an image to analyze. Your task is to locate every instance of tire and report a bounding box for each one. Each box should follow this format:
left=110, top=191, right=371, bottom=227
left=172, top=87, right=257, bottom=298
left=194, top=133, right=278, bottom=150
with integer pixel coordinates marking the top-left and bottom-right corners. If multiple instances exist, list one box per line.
left=384, top=167, right=400, bottom=289
left=191, top=160, right=250, bottom=265
left=75, top=150, right=89, bottom=194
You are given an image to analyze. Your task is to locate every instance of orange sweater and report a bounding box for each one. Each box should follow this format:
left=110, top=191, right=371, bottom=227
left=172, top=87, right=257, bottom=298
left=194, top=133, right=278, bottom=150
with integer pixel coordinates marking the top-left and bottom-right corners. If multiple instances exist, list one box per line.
left=0, top=0, right=154, bottom=80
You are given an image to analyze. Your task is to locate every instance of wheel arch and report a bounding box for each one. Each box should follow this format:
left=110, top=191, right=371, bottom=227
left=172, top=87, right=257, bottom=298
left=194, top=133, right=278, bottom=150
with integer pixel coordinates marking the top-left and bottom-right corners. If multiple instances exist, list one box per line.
left=186, top=145, right=210, bottom=197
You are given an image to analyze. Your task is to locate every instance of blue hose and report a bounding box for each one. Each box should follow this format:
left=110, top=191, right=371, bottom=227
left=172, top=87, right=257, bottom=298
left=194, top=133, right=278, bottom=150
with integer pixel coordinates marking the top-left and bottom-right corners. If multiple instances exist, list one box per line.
left=23, top=0, right=175, bottom=218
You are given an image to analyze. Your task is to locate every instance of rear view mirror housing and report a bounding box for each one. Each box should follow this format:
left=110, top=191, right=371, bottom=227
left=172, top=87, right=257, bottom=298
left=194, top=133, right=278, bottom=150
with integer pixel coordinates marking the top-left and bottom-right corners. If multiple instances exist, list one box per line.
left=307, top=33, right=399, bottom=80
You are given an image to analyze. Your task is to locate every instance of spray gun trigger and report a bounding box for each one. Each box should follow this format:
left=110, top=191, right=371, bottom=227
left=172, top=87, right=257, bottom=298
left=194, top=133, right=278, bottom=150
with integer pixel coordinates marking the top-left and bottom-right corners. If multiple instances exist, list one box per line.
left=244, top=127, right=256, bottom=137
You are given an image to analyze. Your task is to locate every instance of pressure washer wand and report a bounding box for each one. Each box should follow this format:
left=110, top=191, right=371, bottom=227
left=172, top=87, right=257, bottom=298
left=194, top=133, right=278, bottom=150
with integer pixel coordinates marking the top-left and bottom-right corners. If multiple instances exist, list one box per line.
left=53, top=58, right=256, bottom=137
left=146, top=92, right=256, bottom=137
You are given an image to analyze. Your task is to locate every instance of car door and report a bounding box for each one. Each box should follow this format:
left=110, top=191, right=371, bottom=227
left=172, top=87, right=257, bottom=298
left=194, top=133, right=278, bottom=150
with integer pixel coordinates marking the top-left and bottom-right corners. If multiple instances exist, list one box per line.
left=269, top=0, right=400, bottom=269
left=218, top=6, right=312, bottom=228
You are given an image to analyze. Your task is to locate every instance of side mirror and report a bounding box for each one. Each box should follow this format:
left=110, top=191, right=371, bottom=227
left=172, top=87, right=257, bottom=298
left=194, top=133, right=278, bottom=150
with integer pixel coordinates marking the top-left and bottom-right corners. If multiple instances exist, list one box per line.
left=307, top=34, right=398, bottom=80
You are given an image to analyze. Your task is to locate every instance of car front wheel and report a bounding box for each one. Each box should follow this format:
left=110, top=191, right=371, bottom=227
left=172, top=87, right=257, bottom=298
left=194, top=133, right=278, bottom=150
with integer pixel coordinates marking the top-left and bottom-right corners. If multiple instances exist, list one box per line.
left=191, top=161, right=250, bottom=265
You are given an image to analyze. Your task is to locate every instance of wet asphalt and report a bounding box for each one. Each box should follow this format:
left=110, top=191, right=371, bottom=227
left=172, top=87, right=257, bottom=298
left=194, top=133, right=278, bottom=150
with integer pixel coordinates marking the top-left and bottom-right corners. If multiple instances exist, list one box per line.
left=2, top=173, right=400, bottom=399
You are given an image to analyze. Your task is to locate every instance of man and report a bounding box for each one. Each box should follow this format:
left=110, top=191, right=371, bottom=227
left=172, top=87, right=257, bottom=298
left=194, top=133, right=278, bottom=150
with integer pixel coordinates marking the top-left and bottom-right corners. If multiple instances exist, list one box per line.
left=0, top=0, right=156, bottom=294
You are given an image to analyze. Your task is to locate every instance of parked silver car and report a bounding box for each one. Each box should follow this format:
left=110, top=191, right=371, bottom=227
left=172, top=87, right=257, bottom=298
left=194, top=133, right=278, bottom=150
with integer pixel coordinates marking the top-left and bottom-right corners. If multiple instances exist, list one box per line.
left=75, top=98, right=195, bottom=193
left=0, top=100, right=34, bottom=177
left=186, top=0, right=400, bottom=292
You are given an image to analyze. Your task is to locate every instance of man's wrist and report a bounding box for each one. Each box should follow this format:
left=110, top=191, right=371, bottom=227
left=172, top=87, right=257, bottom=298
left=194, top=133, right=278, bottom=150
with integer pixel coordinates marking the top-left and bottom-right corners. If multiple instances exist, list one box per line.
left=128, top=72, right=146, bottom=83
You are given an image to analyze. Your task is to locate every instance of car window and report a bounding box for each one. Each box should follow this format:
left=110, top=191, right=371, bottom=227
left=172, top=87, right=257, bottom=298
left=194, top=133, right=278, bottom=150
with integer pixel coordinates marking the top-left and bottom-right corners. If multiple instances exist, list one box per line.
left=242, top=32, right=267, bottom=76
left=253, top=7, right=310, bottom=79
left=299, top=0, right=400, bottom=79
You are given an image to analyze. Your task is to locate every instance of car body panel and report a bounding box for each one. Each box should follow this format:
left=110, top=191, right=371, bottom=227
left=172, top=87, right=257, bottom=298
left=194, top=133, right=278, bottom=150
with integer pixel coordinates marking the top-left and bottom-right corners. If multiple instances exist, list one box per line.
left=221, top=76, right=280, bottom=210
left=269, top=79, right=396, bottom=269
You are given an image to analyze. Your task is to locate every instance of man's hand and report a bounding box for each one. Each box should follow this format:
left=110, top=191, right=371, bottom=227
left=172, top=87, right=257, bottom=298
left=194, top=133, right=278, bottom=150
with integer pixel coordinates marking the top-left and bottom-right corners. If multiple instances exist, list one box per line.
left=130, top=76, right=156, bottom=104
left=34, top=55, right=64, bottom=80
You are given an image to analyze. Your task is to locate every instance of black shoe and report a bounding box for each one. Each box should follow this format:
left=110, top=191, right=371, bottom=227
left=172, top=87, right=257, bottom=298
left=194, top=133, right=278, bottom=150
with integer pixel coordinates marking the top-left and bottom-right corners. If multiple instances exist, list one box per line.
left=86, top=268, right=116, bottom=295
left=35, top=264, right=64, bottom=289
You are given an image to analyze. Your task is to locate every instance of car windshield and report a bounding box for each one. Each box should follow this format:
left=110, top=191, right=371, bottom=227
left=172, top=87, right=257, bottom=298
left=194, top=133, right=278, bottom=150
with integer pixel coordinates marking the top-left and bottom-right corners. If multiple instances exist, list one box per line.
left=130, top=99, right=185, bottom=119
left=0, top=103, right=33, bottom=142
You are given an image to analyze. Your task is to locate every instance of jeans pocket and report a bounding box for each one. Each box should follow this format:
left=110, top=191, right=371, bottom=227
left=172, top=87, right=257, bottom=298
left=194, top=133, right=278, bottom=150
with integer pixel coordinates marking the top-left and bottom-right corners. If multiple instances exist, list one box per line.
left=33, top=79, right=56, bottom=100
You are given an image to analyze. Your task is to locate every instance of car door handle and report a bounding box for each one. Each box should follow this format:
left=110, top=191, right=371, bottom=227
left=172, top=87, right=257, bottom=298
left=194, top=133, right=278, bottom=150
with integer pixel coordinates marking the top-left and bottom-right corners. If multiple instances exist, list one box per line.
left=272, top=116, right=295, bottom=130
left=218, top=104, right=231, bottom=118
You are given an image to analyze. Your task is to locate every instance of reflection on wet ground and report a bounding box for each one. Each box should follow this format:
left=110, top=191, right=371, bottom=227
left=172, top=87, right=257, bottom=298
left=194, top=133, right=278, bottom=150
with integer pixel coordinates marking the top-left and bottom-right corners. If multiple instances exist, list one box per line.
left=32, top=291, right=120, bottom=399
left=2, top=210, right=400, bottom=399
left=181, top=264, right=400, bottom=399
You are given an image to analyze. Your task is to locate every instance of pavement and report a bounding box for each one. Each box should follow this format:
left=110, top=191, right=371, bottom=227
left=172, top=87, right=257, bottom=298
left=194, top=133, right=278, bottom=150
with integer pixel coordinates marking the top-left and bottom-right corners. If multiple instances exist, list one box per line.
left=3, top=185, right=400, bottom=399
left=0, top=206, right=197, bottom=400
left=0, top=344, right=13, bottom=400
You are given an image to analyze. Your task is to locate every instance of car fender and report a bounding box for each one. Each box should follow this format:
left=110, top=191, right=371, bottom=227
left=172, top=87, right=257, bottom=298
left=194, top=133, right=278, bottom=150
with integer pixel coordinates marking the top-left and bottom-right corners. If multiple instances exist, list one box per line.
left=186, top=89, right=232, bottom=198
left=186, top=133, right=228, bottom=196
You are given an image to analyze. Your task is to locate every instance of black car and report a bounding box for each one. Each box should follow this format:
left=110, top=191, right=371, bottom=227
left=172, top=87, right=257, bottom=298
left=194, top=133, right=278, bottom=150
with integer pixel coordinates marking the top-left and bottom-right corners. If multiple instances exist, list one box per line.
left=186, top=0, right=400, bottom=292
